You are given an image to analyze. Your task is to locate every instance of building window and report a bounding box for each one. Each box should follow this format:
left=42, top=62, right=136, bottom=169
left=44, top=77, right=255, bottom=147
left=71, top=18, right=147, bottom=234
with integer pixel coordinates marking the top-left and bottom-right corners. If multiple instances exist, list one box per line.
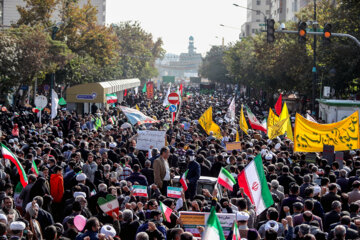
left=266, top=10, right=270, bottom=15
left=266, top=0, right=271, bottom=5
left=256, top=10, right=260, bottom=15
left=257, top=0, right=261, bottom=5
left=0, top=0, right=3, bottom=25
left=252, top=29, right=256, bottom=33
left=256, top=19, right=260, bottom=22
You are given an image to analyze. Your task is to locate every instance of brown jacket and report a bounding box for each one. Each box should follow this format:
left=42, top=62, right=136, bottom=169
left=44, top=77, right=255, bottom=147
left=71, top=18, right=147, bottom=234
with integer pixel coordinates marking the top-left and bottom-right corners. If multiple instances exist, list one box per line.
left=153, top=157, right=168, bottom=188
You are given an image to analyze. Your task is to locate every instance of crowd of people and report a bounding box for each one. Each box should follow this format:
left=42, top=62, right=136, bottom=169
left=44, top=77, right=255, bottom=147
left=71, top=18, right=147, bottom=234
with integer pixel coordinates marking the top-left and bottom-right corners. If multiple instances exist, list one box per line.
left=0, top=85, right=358, bottom=240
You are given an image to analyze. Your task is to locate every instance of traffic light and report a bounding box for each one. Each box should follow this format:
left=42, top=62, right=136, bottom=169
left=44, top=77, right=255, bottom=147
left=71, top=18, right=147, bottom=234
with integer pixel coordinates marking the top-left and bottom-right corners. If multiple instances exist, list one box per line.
left=323, top=23, right=332, bottom=44
left=267, top=19, right=275, bottom=43
left=298, top=21, right=307, bottom=43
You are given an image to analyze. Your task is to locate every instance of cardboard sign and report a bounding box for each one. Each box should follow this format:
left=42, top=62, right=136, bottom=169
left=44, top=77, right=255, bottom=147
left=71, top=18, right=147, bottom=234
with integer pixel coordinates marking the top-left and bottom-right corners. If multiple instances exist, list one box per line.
left=305, top=153, right=317, bottom=163
left=146, top=82, right=154, bottom=99
left=136, top=130, right=166, bottom=151
left=323, top=145, right=335, bottom=165
left=179, top=211, right=235, bottom=239
left=167, top=186, right=182, bottom=199
left=335, top=152, right=344, bottom=169
left=226, top=142, right=241, bottom=153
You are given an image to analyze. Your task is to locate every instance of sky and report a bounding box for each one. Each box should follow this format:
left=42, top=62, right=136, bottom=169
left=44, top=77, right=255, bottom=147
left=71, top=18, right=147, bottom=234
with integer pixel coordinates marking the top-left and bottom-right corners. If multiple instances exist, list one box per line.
left=106, top=0, right=247, bottom=55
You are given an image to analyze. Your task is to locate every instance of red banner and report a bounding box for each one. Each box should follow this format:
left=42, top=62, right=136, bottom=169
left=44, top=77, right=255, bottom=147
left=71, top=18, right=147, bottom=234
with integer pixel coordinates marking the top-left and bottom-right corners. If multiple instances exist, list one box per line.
left=147, top=82, right=154, bottom=99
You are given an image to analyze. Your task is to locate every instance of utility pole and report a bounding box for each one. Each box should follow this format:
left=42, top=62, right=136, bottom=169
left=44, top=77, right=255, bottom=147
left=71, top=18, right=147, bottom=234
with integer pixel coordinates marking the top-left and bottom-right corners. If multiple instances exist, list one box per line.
left=312, top=0, right=317, bottom=115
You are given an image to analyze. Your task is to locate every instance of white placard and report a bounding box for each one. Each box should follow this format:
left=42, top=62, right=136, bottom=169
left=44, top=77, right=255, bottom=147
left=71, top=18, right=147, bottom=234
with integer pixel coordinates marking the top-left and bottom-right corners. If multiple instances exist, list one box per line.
left=136, top=130, right=166, bottom=151
left=35, top=95, right=48, bottom=109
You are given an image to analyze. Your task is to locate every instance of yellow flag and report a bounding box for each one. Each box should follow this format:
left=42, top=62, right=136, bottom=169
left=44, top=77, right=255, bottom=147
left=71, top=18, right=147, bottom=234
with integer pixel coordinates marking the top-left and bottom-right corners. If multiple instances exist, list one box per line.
left=136, top=104, right=140, bottom=111
left=208, top=121, right=223, bottom=139
left=294, top=111, right=360, bottom=152
left=239, top=105, right=249, bottom=135
left=279, top=102, right=293, bottom=141
left=198, top=106, right=222, bottom=139
left=236, top=130, right=240, bottom=142
left=268, top=117, right=288, bottom=139
left=268, top=108, right=279, bottom=128
left=199, top=106, right=214, bottom=134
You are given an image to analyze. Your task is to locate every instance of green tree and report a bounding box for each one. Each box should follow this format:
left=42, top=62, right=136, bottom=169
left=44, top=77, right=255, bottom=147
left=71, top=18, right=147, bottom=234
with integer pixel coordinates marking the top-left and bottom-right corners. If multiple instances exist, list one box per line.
left=112, top=21, right=165, bottom=81
left=17, top=0, right=59, bottom=27
left=199, top=46, right=231, bottom=84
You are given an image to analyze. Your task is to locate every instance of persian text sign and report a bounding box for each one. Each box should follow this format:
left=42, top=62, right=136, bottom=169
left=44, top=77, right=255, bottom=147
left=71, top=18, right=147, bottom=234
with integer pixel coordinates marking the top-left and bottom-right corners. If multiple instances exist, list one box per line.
left=294, top=111, right=360, bottom=152
left=179, top=211, right=235, bottom=239
left=136, top=130, right=166, bottom=151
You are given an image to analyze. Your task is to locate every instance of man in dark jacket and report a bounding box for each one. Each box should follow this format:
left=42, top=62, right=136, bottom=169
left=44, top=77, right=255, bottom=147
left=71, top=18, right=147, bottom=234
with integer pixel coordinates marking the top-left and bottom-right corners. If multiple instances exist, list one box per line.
left=321, top=183, right=341, bottom=213
left=277, top=166, right=296, bottom=195
left=126, top=164, right=148, bottom=186
left=324, top=200, right=341, bottom=232
left=141, top=160, right=154, bottom=185
left=185, top=150, right=200, bottom=200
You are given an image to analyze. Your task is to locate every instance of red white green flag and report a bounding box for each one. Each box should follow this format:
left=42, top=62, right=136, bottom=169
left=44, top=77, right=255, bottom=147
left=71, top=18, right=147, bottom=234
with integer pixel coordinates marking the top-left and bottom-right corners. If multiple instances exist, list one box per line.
left=203, top=207, right=225, bottom=240
left=238, top=154, right=274, bottom=215
left=1, top=143, right=28, bottom=187
left=108, top=116, right=116, bottom=125
left=179, top=169, right=188, bottom=191
left=160, top=201, right=172, bottom=222
left=232, top=221, right=241, bottom=240
left=133, top=185, right=148, bottom=197
left=245, top=106, right=267, bottom=133
left=218, top=167, right=236, bottom=191
left=106, top=93, right=117, bottom=104
left=31, top=160, right=39, bottom=176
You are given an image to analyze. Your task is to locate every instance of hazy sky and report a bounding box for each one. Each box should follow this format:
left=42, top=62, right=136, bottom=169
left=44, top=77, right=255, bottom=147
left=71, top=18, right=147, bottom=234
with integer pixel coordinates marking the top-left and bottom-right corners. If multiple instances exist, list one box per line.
left=106, top=0, right=247, bottom=55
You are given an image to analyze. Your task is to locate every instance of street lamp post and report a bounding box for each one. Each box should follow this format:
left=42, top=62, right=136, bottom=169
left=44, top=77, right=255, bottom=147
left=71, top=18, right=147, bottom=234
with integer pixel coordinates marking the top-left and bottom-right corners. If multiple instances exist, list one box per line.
left=233, top=3, right=267, bottom=31
left=312, top=0, right=317, bottom=115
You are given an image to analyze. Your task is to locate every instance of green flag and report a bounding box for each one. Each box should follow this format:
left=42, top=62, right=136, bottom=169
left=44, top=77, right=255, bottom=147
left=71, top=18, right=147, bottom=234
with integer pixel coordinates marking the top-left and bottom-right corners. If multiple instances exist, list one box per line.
left=203, top=207, right=225, bottom=240
left=58, top=97, right=67, bottom=106
left=142, top=84, right=147, bottom=93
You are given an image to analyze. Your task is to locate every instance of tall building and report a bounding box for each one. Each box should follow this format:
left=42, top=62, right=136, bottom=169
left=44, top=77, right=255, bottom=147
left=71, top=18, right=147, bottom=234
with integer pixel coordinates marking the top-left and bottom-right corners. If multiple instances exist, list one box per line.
left=271, top=0, right=300, bottom=22
left=240, top=0, right=272, bottom=37
left=0, top=0, right=106, bottom=26
left=156, top=36, right=202, bottom=79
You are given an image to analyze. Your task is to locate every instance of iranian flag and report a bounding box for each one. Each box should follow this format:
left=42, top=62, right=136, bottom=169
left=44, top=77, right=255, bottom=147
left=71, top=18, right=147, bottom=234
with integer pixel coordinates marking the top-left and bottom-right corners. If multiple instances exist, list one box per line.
left=160, top=201, right=172, bottom=222
left=108, top=116, right=116, bottom=125
left=31, top=160, right=39, bottom=176
left=106, top=93, right=117, bottom=104
left=203, top=207, right=225, bottom=240
left=133, top=185, right=148, bottom=197
left=97, top=194, right=119, bottom=217
left=179, top=169, right=188, bottom=191
left=218, top=167, right=236, bottom=191
left=238, top=154, right=274, bottom=215
left=232, top=221, right=241, bottom=240
left=1, top=143, right=28, bottom=187
left=245, top=106, right=267, bottom=133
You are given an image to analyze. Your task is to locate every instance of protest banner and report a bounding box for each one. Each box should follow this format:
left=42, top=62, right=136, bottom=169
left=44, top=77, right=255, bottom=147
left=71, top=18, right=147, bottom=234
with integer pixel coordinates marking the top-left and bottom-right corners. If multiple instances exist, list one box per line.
left=136, top=130, right=166, bottom=151
left=323, top=145, right=335, bottom=165
left=335, top=152, right=344, bottom=169
left=225, top=142, right=241, bottom=153
left=133, top=185, right=148, bottom=197
left=167, top=186, right=182, bottom=199
left=179, top=211, right=235, bottom=239
left=294, top=111, right=360, bottom=152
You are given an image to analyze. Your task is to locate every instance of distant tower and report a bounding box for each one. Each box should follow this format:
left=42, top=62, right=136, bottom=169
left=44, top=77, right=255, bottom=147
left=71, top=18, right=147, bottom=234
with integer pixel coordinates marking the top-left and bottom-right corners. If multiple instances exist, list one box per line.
left=188, top=36, right=195, bottom=54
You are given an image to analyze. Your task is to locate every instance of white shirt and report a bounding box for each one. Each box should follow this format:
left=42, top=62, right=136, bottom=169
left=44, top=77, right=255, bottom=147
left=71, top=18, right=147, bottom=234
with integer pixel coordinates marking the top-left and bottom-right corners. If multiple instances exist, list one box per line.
left=163, top=159, right=170, bottom=181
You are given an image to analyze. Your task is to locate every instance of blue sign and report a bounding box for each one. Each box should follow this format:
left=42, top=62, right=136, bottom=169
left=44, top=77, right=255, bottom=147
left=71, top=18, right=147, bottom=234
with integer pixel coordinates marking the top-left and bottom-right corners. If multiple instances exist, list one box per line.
left=76, top=93, right=97, bottom=100
left=20, top=85, right=28, bottom=90
left=44, top=84, right=50, bottom=91
left=169, top=105, right=177, bottom=112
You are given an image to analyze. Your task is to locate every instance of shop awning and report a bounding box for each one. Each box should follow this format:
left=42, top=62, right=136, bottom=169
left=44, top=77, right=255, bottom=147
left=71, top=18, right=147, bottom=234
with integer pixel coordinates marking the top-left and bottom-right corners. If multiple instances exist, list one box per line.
left=66, top=78, right=140, bottom=103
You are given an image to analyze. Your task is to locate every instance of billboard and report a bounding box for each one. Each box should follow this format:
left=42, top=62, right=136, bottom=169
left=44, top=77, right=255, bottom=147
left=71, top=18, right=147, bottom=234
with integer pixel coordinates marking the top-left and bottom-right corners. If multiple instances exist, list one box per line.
left=162, top=76, right=175, bottom=83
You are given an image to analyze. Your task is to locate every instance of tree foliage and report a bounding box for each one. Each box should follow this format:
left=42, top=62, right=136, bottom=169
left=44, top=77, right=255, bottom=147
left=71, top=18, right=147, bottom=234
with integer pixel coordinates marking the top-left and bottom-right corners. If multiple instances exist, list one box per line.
left=220, top=0, right=360, bottom=100
left=199, top=46, right=231, bottom=84
left=0, top=0, right=165, bottom=103
left=112, top=21, right=165, bottom=80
